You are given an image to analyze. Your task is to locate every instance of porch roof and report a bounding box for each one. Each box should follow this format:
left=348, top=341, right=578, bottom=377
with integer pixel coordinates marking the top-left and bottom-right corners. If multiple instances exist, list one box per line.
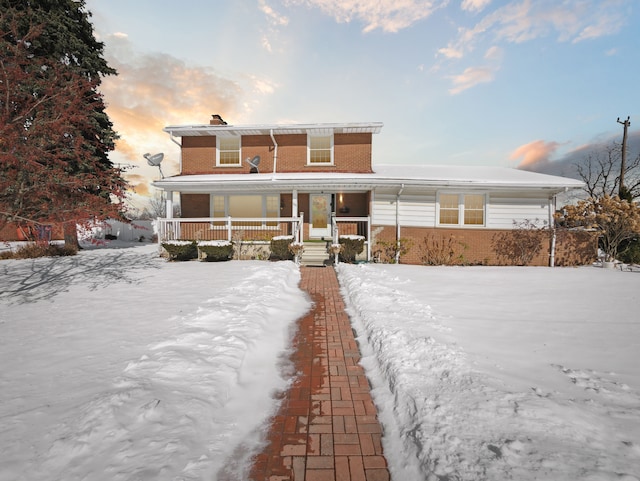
left=153, top=164, right=584, bottom=194
left=163, top=121, right=384, bottom=137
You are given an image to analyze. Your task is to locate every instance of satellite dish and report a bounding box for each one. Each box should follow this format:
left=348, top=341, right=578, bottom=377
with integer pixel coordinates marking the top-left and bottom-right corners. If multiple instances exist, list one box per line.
left=245, top=155, right=261, bottom=173
left=144, top=152, right=164, bottom=166
left=144, top=152, right=165, bottom=179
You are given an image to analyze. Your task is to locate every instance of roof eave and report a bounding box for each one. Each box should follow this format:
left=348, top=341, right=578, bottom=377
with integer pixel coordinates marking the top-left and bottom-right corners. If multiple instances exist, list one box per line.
left=163, top=121, right=384, bottom=137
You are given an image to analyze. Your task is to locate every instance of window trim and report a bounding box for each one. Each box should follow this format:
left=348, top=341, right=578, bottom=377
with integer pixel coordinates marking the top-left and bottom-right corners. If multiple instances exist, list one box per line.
left=307, top=133, right=334, bottom=166
left=436, top=192, right=487, bottom=227
left=216, top=135, right=242, bottom=167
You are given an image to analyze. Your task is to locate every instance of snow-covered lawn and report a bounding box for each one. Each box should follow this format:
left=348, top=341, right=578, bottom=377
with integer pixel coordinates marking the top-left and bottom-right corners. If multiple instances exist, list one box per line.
left=1, top=243, right=638, bottom=480
left=338, top=263, right=640, bottom=481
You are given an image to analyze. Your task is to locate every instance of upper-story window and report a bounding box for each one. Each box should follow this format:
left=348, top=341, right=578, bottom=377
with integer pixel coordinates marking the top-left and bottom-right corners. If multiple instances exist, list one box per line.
left=438, top=193, right=486, bottom=226
left=308, top=134, right=334, bottom=165
left=217, top=136, right=241, bottom=166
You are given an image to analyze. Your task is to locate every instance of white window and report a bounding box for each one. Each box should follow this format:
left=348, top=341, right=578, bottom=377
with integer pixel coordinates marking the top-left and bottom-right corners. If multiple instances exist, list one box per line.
left=437, top=193, right=486, bottom=226
left=216, top=136, right=241, bottom=166
left=307, top=134, right=333, bottom=165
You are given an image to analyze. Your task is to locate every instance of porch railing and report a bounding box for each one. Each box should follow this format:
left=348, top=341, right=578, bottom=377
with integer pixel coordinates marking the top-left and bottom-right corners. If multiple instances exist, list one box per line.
left=332, top=215, right=371, bottom=262
left=157, top=215, right=304, bottom=244
left=156, top=214, right=372, bottom=261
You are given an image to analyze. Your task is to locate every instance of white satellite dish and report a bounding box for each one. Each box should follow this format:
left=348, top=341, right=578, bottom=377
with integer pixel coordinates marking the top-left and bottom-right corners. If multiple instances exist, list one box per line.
left=245, top=155, right=261, bottom=173
left=144, top=152, right=165, bottom=179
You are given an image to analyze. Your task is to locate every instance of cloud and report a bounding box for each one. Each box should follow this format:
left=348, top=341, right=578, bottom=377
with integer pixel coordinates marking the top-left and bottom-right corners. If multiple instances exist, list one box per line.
left=448, top=65, right=495, bottom=94
left=260, top=0, right=290, bottom=26
left=97, top=34, right=248, bottom=198
left=516, top=130, right=640, bottom=179
left=447, top=46, right=501, bottom=94
left=440, top=0, right=629, bottom=61
left=461, top=0, right=491, bottom=13
left=509, top=139, right=561, bottom=168
left=286, top=0, right=448, bottom=33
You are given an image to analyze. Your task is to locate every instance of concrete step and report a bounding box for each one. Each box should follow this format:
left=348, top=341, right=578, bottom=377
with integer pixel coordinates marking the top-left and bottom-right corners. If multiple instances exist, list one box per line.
left=300, top=242, right=331, bottom=267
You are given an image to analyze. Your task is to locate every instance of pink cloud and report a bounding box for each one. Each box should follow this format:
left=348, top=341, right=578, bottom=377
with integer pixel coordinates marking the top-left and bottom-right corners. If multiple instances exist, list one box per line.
left=510, top=139, right=561, bottom=168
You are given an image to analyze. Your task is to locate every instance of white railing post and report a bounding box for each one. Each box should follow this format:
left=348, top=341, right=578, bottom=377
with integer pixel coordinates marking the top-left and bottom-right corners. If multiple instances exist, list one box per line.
left=298, top=213, right=304, bottom=243
left=367, top=215, right=371, bottom=262
left=227, top=216, right=232, bottom=241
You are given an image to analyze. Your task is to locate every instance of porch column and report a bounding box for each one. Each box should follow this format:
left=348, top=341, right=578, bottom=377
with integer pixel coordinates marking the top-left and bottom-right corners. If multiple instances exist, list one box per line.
left=292, top=189, right=298, bottom=217
left=165, top=191, right=174, bottom=219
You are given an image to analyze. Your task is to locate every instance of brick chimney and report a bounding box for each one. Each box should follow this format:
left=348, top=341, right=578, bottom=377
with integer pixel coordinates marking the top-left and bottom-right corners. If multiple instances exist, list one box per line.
left=210, top=114, right=227, bottom=125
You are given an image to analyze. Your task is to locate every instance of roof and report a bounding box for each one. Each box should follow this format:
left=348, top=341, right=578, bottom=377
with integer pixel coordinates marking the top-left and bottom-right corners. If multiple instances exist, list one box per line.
left=153, top=164, right=584, bottom=194
left=163, top=121, right=384, bottom=137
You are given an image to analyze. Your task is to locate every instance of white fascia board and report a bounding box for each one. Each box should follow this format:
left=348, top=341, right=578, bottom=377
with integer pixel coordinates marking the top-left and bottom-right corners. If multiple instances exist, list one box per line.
left=163, top=121, right=384, bottom=137
left=152, top=171, right=583, bottom=195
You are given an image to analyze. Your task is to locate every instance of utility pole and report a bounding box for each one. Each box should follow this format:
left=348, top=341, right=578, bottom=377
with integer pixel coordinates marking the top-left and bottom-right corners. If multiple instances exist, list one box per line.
left=617, top=116, right=631, bottom=199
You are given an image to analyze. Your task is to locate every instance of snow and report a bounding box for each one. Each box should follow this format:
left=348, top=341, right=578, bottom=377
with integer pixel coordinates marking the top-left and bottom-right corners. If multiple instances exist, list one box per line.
left=338, top=263, right=640, bottom=481
left=1, top=243, right=639, bottom=480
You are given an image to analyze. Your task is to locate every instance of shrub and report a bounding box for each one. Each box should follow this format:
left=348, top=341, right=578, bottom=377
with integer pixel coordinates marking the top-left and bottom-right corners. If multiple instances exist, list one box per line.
left=372, top=238, right=413, bottom=264
left=161, top=240, right=197, bottom=261
left=492, top=219, right=546, bottom=266
left=288, top=242, right=304, bottom=263
left=420, top=234, right=467, bottom=266
left=0, top=242, right=77, bottom=260
left=197, top=241, right=233, bottom=262
left=339, top=235, right=365, bottom=263
left=270, top=235, right=294, bottom=260
left=619, top=236, right=640, bottom=264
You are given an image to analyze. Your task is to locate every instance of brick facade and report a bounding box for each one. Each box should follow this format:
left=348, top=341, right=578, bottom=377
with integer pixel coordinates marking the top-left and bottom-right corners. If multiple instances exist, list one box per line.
left=371, top=226, right=598, bottom=266
left=180, top=133, right=373, bottom=175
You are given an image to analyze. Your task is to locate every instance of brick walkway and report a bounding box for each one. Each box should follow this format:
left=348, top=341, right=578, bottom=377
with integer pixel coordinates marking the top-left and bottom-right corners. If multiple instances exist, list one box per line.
left=249, top=267, right=391, bottom=481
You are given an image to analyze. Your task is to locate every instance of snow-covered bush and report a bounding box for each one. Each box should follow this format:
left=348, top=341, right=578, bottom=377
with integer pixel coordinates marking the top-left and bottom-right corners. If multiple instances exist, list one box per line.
left=197, top=240, right=233, bottom=262
left=338, top=235, right=365, bottom=263
left=270, top=235, right=294, bottom=260
left=161, top=240, right=197, bottom=261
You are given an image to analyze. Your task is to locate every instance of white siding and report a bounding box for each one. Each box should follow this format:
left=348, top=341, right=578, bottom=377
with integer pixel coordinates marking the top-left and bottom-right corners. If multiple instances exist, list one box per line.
left=372, top=194, right=397, bottom=226
left=487, top=194, right=551, bottom=229
left=374, top=191, right=553, bottom=230
left=372, top=194, right=436, bottom=227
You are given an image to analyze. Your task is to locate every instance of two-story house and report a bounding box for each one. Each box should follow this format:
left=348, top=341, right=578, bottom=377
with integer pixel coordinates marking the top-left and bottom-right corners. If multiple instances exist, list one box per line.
left=153, top=115, right=594, bottom=266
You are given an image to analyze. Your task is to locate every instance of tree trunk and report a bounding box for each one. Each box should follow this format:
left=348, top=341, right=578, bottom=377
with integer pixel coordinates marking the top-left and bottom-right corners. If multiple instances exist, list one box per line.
left=63, top=222, right=80, bottom=250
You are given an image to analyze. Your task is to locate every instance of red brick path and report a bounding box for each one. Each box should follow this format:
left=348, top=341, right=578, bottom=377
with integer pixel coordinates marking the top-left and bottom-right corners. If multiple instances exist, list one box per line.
left=249, top=267, right=391, bottom=481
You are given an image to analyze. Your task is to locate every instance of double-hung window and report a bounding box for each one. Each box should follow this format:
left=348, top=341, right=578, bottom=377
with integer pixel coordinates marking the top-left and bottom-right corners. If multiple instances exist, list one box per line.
left=438, top=193, right=486, bottom=226
left=216, top=136, right=241, bottom=166
left=308, top=134, right=333, bottom=165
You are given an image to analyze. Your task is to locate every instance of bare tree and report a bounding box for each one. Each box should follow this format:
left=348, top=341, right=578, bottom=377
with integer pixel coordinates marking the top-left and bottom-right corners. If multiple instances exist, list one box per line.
left=574, top=141, right=640, bottom=201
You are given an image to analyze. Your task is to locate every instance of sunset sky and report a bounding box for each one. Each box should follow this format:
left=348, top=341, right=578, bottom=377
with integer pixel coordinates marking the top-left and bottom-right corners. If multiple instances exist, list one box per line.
left=83, top=0, right=640, bottom=203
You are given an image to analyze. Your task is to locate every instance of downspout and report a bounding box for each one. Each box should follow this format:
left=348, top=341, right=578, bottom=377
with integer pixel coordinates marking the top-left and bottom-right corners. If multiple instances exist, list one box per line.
left=270, top=129, right=278, bottom=176
left=395, top=184, right=405, bottom=264
left=169, top=131, right=182, bottom=173
left=549, top=193, right=559, bottom=267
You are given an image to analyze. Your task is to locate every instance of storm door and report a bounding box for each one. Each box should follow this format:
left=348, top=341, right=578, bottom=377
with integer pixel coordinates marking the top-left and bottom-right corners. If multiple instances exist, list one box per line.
left=309, top=194, right=332, bottom=239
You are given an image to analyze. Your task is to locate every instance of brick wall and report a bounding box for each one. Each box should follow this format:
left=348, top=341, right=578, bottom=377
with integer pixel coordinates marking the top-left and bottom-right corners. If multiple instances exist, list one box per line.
left=181, top=193, right=210, bottom=217
left=180, top=133, right=373, bottom=174
left=371, top=226, right=597, bottom=266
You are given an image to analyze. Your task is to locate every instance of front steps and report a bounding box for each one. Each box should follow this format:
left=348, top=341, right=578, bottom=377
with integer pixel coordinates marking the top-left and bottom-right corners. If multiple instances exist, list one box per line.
left=300, top=241, right=332, bottom=267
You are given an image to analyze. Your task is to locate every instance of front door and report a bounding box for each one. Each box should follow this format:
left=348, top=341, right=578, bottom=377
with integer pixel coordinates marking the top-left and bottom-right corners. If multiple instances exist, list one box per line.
left=309, top=194, right=332, bottom=239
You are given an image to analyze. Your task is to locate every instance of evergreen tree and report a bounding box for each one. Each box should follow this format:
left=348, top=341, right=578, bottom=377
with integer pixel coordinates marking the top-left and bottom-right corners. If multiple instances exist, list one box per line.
left=0, top=0, right=126, bottom=248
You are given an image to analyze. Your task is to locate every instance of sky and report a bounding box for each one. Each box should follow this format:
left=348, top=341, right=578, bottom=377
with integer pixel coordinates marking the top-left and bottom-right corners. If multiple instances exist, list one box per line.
left=82, top=0, right=640, bottom=205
